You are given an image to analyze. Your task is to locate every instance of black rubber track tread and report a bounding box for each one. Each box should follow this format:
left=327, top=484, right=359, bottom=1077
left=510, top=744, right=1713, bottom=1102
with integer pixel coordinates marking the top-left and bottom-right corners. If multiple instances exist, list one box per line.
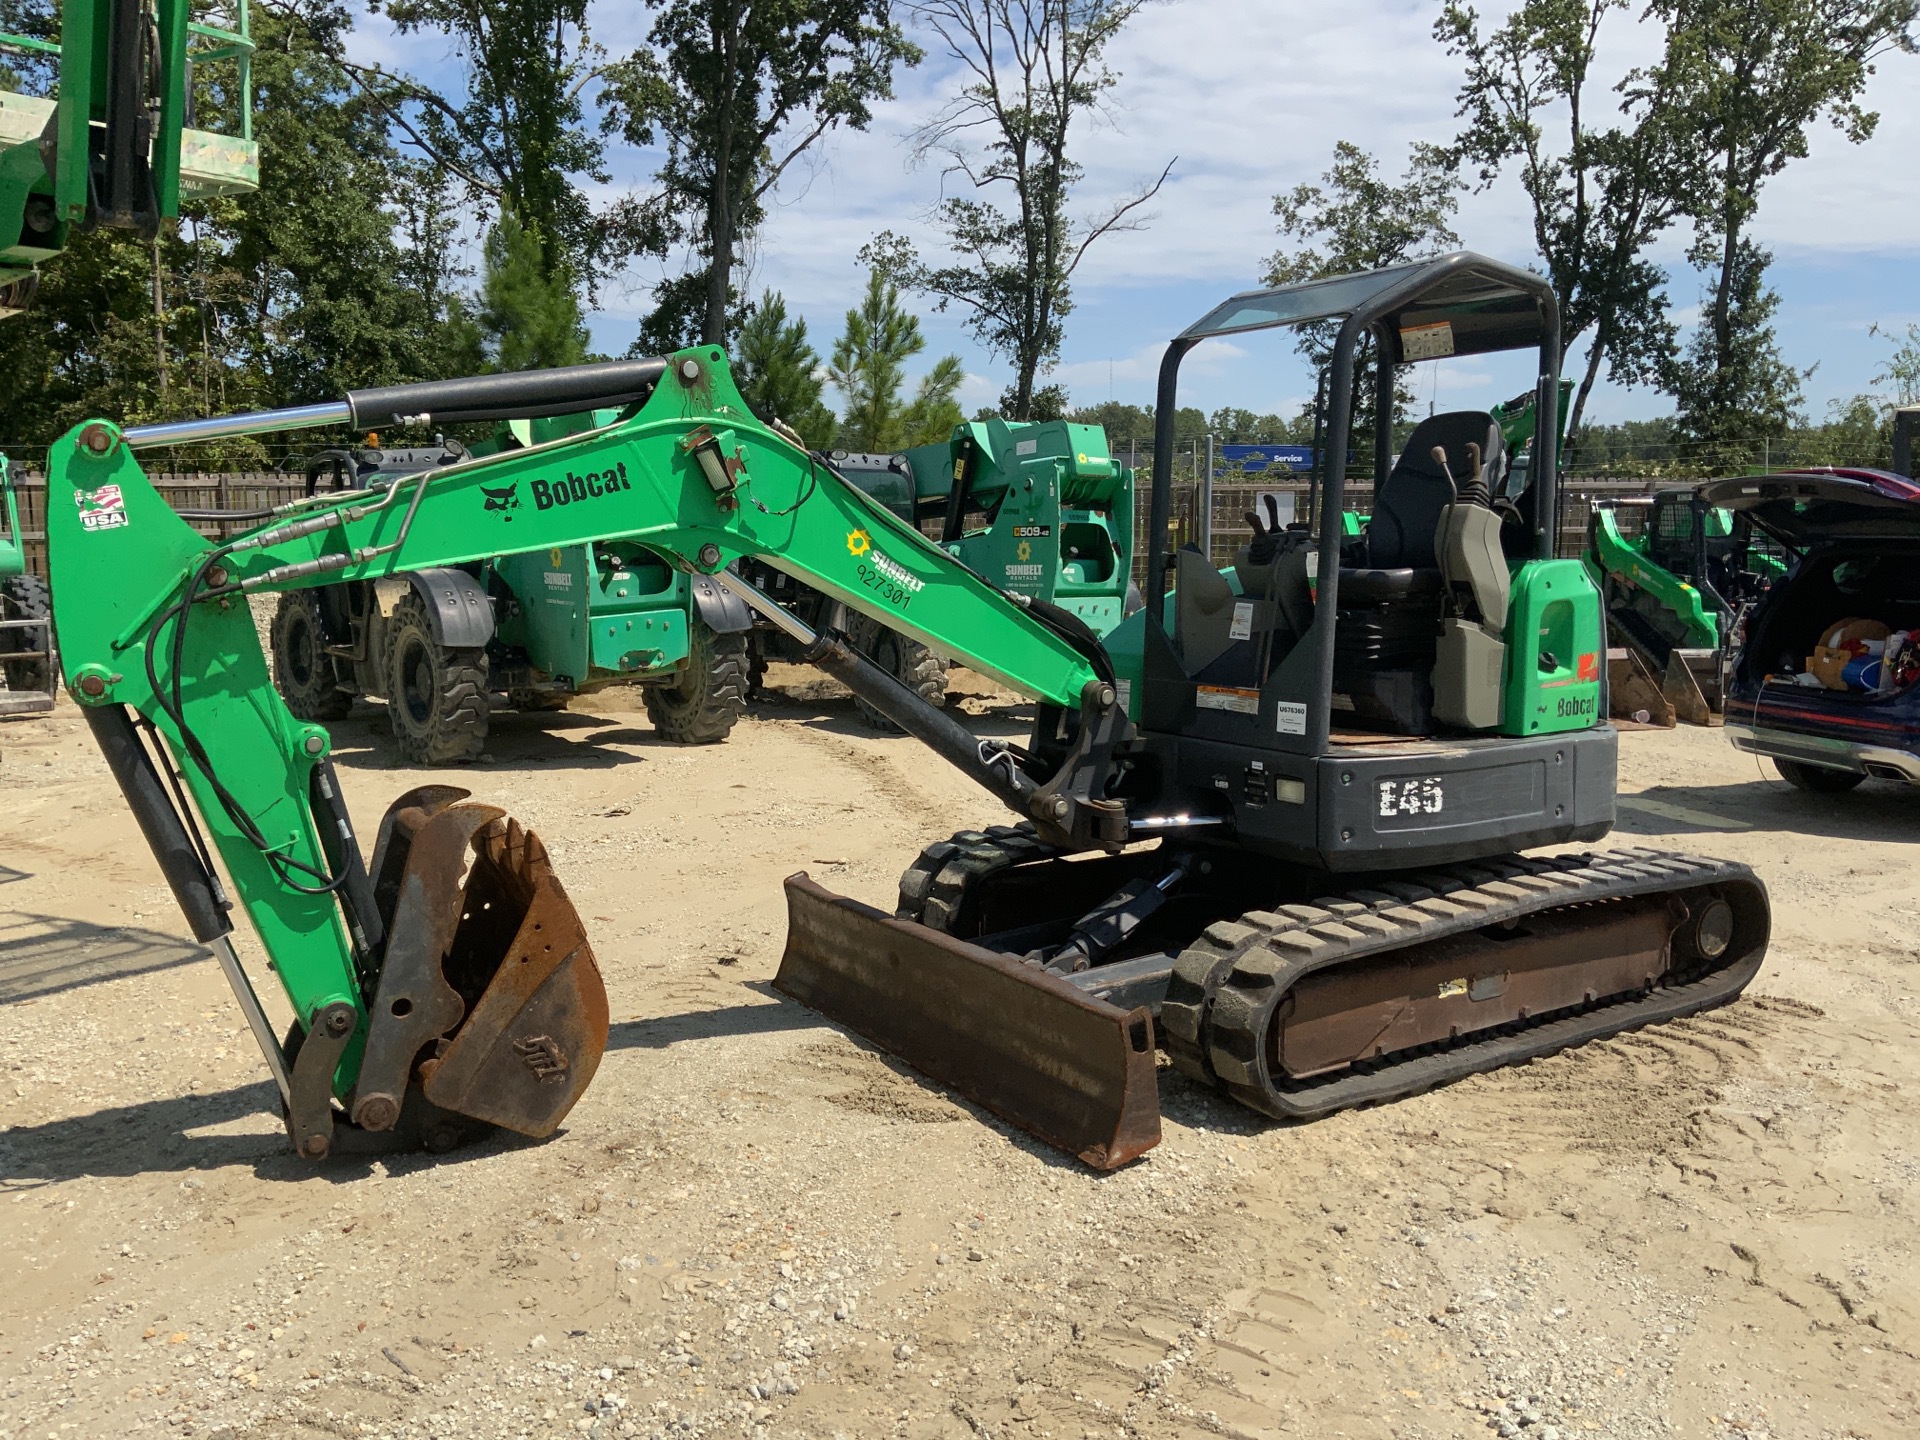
left=845, top=612, right=948, bottom=732
left=642, top=618, right=748, bottom=744
left=895, top=824, right=1060, bottom=931
left=384, top=590, right=490, bottom=764
left=0, top=571, right=52, bottom=694
left=1167, top=846, right=1768, bottom=1120
left=269, top=590, right=353, bottom=721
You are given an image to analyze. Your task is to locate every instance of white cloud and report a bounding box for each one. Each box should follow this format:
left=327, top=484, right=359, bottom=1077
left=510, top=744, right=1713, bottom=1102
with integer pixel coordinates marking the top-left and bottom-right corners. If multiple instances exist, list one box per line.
left=361, top=0, right=1920, bottom=420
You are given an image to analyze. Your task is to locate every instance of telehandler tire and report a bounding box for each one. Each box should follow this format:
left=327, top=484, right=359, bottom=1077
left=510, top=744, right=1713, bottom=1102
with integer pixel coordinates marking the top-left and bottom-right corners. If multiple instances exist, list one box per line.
left=642, top=617, right=748, bottom=744
left=845, top=612, right=947, bottom=731
left=384, top=591, right=490, bottom=764
left=269, top=591, right=352, bottom=721
left=0, top=572, right=51, bottom=695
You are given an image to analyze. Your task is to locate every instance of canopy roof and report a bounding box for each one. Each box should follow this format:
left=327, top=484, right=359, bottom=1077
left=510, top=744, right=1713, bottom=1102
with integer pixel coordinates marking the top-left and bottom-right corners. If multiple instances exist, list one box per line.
left=1176, top=252, right=1554, bottom=362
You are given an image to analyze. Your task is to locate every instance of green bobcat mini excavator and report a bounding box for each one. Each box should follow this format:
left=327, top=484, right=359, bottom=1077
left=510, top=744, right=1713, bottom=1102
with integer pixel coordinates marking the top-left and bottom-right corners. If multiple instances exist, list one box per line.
left=46, top=254, right=1769, bottom=1169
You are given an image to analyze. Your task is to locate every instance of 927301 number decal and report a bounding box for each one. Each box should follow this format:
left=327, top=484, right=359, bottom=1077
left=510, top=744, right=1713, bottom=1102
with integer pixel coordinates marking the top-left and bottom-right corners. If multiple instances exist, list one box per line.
left=1378, top=777, right=1443, bottom=817
left=856, top=562, right=914, bottom=609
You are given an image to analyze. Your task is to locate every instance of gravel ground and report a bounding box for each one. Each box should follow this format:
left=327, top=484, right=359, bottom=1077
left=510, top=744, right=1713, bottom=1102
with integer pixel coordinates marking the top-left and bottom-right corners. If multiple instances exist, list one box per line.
left=1, top=680, right=1916, bottom=1440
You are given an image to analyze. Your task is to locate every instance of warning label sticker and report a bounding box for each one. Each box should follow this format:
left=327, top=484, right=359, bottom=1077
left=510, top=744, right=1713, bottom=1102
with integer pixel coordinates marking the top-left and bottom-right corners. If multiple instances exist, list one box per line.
left=1228, top=600, right=1254, bottom=641
left=1196, top=685, right=1260, bottom=715
left=1399, top=321, right=1455, bottom=361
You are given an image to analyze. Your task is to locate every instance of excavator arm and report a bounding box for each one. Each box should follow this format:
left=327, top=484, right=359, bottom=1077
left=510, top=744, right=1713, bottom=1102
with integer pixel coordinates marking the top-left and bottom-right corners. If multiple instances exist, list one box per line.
left=46, top=350, right=1139, bottom=1160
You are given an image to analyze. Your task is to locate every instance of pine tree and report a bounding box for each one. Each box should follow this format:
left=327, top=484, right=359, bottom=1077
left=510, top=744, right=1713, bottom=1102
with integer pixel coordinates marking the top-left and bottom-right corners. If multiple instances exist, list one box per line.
left=476, top=212, right=589, bottom=373
left=734, top=291, right=837, bottom=448
left=827, top=268, right=967, bottom=451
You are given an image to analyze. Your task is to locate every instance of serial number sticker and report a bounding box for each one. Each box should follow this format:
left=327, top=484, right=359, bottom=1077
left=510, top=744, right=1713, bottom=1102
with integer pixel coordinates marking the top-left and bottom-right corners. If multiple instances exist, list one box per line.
left=1196, top=685, right=1260, bottom=715
left=1275, top=701, right=1307, bottom=735
left=1114, top=679, right=1132, bottom=715
left=1228, top=600, right=1254, bottom=641
left=1378, top=777, right=1444, bottom=817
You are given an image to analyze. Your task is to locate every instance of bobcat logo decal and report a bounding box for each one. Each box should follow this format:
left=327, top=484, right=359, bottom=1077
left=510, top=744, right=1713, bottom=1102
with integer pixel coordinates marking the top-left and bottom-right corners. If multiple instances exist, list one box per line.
left=480, top=481, right=521, bottom=520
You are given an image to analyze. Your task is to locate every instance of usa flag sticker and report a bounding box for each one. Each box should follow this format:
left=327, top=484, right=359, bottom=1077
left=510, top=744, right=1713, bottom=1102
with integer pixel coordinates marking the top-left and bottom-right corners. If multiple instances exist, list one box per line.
left=77, top=483, right=129, bottom=532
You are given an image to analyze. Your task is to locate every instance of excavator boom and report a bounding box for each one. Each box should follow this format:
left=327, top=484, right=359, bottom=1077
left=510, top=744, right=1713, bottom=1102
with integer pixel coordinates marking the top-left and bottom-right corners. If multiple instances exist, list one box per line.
left=47, top=351, right=1137, bottom=1159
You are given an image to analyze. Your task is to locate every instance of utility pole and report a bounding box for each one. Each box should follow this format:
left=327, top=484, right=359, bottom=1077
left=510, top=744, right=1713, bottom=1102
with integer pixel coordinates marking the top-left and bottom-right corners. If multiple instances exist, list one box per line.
left=1202, top=432, right=1215, bottom=560
left=1895, top=408, right=1919, bottom=480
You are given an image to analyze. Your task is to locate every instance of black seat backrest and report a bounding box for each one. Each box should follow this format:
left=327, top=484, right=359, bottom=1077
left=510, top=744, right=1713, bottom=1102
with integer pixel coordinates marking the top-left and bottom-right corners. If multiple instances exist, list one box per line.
left=1366, top=411, right=1504, bottom=571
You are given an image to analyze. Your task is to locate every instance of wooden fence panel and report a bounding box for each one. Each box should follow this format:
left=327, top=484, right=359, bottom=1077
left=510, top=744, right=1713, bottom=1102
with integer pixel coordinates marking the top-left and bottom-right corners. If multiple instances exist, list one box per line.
left=9, top=473, right=308, bottom=577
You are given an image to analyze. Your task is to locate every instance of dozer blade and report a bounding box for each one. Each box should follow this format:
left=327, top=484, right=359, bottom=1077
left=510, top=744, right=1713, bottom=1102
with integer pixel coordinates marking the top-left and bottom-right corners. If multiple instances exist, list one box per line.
left=776, top=874, right=1161, bottom=1169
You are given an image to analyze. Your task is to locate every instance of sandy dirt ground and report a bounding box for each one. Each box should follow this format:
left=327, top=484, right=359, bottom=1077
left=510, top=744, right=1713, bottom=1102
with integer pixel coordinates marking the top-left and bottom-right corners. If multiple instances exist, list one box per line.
left=1, top=676, right=1917, bottom=1440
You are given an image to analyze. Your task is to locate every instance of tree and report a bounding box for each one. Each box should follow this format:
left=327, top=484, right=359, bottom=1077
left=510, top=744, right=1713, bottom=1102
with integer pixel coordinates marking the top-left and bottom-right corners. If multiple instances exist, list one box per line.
left=1664, top=238, right=1806, bottom=466
left=1264, top=141, right=1461, bottom=442
left=734, top=290, right=838, bottom=448
left=601, top=1, right=918, bottom=350
left=1872, top=321, right=1920, bottom=407
left=827, top=267, right=966, bottom=451
left=875, top=0, right=1173, bottom=420
left=472, top=211, right=588, bottom=373
left=361, top=0, right=606, bottom=282
left=1437, top=0, right=1694, bottom=442
left=1648, top=0, right=1915, bottom=441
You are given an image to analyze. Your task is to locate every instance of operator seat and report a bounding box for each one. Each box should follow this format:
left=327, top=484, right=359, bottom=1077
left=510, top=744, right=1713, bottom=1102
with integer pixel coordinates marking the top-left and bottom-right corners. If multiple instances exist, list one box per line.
left=1332, top=411, right=1506, bottom=732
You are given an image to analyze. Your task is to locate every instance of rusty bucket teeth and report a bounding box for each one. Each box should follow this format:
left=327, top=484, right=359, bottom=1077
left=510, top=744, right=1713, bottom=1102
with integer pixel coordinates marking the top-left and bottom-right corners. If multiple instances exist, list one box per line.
left=361, top=799, right=608, bottom=1143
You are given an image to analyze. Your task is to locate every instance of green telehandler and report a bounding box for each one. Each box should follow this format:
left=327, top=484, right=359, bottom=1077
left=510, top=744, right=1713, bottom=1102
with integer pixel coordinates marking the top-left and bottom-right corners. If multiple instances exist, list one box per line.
left=268, top=412, right=750, bottom=763
left=2, top=0, right=257, bottom=713
left=0, top=453, right=56, bottom=715
left=3, top=0, right=257, bottom=309
left=745, top=416, right=1137, bottom=727
left=45, top=253, right=1768, bottom=1170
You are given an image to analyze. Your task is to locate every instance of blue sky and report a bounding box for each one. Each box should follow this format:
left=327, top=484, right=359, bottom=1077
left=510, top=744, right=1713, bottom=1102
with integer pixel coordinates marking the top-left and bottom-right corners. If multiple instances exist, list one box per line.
left=349, top=1, right=1920, bottom=429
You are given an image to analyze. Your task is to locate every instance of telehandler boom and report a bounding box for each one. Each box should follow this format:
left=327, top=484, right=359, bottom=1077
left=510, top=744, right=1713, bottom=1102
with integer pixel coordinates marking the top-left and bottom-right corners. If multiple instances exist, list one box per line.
left=48, top=255, right=1770, bottom=1170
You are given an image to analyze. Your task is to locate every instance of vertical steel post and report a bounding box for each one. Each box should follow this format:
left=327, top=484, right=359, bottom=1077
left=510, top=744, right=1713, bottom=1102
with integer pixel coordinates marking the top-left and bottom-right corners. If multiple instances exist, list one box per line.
left=1202, top=432, right=1215, bottom=562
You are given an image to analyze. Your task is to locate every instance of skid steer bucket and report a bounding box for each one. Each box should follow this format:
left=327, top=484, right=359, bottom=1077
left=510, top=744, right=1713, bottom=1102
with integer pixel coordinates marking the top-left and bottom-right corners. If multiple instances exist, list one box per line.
left=775, top=875, right=1161, bottom=1169
left=360, top=789, right=609, bottom=1141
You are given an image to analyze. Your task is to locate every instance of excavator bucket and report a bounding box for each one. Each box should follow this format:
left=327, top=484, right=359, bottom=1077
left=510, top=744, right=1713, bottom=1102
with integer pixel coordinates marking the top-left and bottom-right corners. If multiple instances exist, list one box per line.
left=361, top=789, right=608, bottom=1141
left=775, top=875, right=1161, bottom=1169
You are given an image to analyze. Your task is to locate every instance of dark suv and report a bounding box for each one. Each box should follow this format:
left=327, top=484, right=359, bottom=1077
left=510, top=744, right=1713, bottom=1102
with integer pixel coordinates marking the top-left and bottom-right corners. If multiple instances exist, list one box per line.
left=1708, top=469, right=1920, bottom=792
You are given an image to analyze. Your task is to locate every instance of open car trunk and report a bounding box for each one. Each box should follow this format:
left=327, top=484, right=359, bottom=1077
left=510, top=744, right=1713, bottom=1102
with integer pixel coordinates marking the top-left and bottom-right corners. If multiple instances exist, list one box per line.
left=1708, top=472, right=1920, bottom=702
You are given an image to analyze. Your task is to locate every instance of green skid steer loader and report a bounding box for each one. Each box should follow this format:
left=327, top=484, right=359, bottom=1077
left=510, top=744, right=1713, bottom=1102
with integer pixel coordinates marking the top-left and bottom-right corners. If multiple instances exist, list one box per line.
left=268, top=410, right=750, bottom=762
left=745, top=417, right=1137, bottom=726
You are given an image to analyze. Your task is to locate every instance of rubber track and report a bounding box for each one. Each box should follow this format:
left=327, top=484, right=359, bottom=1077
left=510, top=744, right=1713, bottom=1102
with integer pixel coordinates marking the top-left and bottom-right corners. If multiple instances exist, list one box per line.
left=895, top=824, right=1057, bottom=934
left=1159, top=846, right=1767, bottom=1120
